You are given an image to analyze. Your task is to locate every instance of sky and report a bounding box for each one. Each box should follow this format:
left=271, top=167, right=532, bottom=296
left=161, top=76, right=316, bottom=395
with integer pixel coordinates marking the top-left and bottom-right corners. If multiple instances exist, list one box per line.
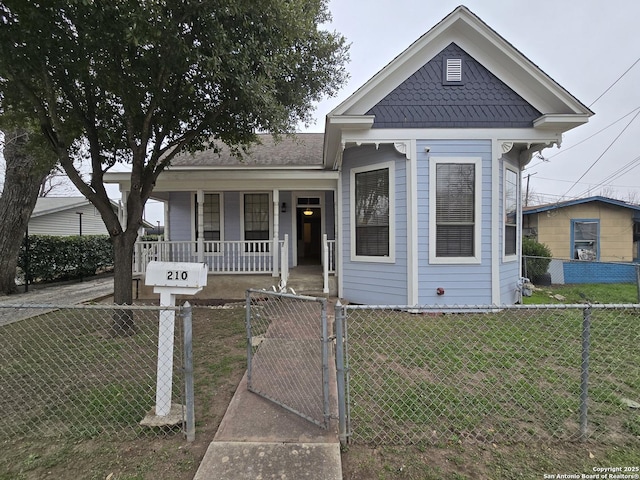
left=300, top=0, right=640, bottom=206
left=6, top=1, right=637, bottom=223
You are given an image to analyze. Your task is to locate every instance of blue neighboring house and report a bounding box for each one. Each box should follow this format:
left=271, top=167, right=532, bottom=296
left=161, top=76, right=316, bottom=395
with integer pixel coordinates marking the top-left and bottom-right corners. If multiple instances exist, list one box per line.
left=106, top=6, right=592, bottom=305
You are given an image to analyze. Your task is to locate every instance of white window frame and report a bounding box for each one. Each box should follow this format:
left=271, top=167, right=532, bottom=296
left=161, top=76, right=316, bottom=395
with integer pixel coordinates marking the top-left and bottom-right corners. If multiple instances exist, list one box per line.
left=350, top=162, right=396, bottom=263
left=241, top=192, right=272, bottom=242
left=192, top=192, right=224, bottom=255
left=429, top=157, right=482, bottom=264
left=503, top=165, right=519, bottom=261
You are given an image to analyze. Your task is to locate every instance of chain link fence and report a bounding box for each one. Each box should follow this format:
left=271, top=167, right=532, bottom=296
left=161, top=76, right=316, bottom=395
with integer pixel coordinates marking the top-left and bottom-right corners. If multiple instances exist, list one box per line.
left=335, top=303, right=640, bottom=446
left=246, top=289, right=330, bottom=429
left=0, top=303, right=193, bottom=440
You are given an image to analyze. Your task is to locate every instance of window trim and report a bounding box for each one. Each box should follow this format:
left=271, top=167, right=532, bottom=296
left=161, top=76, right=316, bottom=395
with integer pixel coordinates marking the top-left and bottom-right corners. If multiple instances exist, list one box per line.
left=350, top=162, right=396, bottom=263
left=571, top=218, right=600, bottom=261
left=429, top=157, right=482, bottom=264
left=241, top=192, right=272, bottom=243
left=193, top=192, right=224, bottom=255
left=503, top=165, right=519, bottom=262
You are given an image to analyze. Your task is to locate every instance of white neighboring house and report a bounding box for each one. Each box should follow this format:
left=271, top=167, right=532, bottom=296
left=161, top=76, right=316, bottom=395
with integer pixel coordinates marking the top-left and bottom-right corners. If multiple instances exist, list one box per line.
left=28, top=197, right=128, bottom=236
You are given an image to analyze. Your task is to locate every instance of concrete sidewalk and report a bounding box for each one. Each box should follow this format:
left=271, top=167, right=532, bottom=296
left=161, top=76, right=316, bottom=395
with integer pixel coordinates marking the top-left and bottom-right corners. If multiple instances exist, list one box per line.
left=0, top=276, right=115, bottom=326
left=193, top=373, right=342, bottom=480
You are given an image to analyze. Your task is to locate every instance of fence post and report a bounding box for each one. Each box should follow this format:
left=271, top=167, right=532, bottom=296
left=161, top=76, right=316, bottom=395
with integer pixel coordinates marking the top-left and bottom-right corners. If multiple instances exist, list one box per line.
left=182, top=301, right=195, bottom=442
left=580, top=305, right=591, bottom=441
left=245, top=291, right=253, bottom=390
left=636, top=264, right=640, bottom=303
left=334, top=301, right=348, bottom=445
left=321, top=299, right=330, bottom=428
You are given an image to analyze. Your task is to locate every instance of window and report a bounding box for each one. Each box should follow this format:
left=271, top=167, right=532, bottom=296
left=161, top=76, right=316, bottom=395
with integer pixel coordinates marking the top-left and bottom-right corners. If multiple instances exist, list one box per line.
left=572, top=220, right=599, bottom=261
left=194, top=193, right=221, bottom=252
left=351, top=163, right=395, bottom=262
left=244, top=193, right=270, bottom=241
left=504, top=168, right=518, bottom=257
left=429, top=157, right=481, bottom=263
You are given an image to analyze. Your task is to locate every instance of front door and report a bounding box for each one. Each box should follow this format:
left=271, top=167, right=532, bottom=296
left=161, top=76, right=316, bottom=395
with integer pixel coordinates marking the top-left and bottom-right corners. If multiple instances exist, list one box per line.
left=296, top=198, right=322, bottom=265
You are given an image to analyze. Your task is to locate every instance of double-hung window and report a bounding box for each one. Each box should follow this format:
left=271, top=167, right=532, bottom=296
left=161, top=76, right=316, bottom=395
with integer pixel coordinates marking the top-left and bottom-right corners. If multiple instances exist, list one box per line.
left=244, top=193, right=270, bottom=252
left=572, top=219, right=599, bottom=260
left=429, top=157, right=481, bottom=263
left=504, top=167, right=518, bottom=258
left=351, top=163, right=395, bottom=262
left=195, top=193, right=221, bottom=252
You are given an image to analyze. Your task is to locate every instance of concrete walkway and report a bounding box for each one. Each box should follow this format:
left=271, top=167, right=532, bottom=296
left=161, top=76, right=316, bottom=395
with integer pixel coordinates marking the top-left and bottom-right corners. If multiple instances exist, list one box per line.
left=193, top=373, right=342, bottom=480
left=0, top=276, right=115, bottom=326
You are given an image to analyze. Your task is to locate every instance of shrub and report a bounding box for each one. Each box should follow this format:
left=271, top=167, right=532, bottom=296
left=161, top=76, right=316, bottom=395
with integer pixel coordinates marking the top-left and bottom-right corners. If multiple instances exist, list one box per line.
left=522, top=237, right=552, bottom=282
left=19, top=235, right=114, bottom=283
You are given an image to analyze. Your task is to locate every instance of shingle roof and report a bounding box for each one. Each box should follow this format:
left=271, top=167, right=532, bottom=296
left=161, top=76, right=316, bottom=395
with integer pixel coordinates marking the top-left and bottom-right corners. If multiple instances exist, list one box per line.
left=523, top=196, right=640, bottom=215
left=170, top=133, right=325, bottom=168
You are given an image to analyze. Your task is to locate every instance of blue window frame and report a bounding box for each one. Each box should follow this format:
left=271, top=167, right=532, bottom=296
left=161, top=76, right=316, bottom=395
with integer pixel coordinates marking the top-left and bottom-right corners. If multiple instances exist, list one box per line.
left=571, top=219, right=599, bottom=261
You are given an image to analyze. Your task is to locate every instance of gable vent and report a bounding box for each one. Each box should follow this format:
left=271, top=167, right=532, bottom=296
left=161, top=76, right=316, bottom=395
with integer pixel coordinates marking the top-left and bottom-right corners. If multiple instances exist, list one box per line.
left=446, top=58, right=462, bottom=82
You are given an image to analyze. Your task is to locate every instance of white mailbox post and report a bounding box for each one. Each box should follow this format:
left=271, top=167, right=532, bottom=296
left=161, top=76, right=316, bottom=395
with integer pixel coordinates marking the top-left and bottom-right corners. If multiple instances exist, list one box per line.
left=145, top=261, right=207, bottom=419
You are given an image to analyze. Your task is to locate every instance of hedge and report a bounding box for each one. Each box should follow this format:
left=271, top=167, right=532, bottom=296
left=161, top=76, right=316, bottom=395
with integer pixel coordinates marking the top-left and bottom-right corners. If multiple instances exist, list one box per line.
left=19, top=235, right=114, bottom=283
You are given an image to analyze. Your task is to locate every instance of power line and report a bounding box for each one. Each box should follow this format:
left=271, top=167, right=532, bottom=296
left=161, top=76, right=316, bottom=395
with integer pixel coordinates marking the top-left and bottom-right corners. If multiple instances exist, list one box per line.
left=524, top=105, right=640, bottom=171
left=559, top=109, right=640, bottom=200
left=588, top=56, right=640, bottom=108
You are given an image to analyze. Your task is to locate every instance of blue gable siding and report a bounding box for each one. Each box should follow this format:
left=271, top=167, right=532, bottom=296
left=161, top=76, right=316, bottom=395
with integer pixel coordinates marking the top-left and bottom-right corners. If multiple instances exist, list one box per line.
left=368, top=43, right=541, bottom=129
left=416, top=139, right=493, bottom=305
left=342, top=144, right=408, bottom=305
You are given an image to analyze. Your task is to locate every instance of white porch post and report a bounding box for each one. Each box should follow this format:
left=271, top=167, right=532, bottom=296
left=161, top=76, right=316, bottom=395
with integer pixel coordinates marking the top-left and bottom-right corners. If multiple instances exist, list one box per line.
left=121, top=190, right=128, bottom=229
left=196, top=190, right=204, bottom=263
left=163, top=201, right=169, bottom=242
left=272, top=189, right=279, bottom=277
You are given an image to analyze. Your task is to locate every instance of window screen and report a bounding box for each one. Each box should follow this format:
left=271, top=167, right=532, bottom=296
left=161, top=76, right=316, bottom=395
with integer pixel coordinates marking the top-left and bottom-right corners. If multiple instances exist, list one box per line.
left=355, top=168, right=389, bottom=256
left=436, top=163, right=475, bottom=257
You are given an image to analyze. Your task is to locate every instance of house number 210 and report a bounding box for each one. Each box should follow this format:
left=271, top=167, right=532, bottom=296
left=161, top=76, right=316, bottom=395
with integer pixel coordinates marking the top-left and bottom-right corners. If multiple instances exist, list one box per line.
left=167, top=271, right=188, bottom=281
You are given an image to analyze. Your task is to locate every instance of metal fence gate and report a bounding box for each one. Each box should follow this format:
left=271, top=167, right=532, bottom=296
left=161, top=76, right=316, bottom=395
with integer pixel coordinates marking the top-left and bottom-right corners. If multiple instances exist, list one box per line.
left=245, top=289, right=330, bottom=429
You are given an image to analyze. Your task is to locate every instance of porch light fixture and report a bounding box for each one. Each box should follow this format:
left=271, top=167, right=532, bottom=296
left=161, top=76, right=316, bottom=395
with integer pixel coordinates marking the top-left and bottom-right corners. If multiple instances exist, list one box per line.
left=281, top=202, right=287, bottom=213
left=303, top=208, right=313, bottom=216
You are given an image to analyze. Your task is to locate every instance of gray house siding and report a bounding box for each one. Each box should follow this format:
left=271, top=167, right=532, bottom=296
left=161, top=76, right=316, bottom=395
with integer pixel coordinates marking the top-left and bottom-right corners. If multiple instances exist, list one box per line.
left=341, top=144, right=408, bottom=305
left=416, top=139, right=493, bottom=305
left=29, top=203, right=108, bottom=236
left=167, top=192, right=192, bottom=241
left=367, top=43, right=541, bottom=129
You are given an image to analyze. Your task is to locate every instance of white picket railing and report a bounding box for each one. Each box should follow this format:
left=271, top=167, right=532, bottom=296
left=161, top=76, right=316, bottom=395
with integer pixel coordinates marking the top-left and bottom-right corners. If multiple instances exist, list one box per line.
left=133, top=238, right=287, bottom=276
left=322, top=235, right=336, bottom=294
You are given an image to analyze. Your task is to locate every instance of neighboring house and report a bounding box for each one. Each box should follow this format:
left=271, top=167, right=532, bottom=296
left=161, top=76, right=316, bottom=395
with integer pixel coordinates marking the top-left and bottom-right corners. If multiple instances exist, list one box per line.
left=105, top=6, right=592, bottom=305
left=29, top=197, right=117, bottom=236
left=523, top=196, right=640, bottom=283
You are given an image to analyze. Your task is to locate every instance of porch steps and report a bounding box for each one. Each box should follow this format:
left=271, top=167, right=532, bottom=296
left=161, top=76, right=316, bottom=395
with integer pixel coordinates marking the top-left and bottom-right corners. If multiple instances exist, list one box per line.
left=286, top=265, right=336, bottom=297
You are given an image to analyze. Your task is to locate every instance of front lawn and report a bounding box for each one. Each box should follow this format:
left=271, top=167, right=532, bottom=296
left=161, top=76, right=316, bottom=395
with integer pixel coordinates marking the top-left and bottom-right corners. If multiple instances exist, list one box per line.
left=524, top=282, right=639, bottom=304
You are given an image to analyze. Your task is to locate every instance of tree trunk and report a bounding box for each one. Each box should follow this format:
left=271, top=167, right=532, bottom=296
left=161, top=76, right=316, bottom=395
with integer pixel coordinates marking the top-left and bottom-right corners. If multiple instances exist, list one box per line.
left=110, top=230, right=137, bottom=336
left=0, top=128, right=51, bottom=295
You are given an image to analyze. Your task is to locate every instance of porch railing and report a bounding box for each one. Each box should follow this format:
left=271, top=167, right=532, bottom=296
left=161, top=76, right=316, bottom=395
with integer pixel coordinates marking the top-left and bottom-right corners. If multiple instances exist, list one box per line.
left=322, top=235, right=336, bottom=294
left=133, top=238, right=287, bottom=276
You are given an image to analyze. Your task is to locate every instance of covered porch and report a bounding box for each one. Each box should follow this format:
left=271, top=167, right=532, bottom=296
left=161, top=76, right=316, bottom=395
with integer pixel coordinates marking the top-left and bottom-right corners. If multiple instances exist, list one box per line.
left=133, top=234, right=336, bottom=295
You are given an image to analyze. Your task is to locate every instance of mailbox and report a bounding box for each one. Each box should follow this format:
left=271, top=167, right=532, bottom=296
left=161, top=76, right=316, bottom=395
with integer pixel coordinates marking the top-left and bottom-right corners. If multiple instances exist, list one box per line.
left=142, top=261, right=208, bottom=423
left=145, top=261, right=207, bottom=293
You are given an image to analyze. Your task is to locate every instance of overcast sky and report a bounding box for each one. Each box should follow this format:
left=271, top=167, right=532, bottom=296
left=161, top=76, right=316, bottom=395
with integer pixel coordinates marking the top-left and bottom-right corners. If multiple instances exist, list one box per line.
left=302, top=0, right=640, bottom=205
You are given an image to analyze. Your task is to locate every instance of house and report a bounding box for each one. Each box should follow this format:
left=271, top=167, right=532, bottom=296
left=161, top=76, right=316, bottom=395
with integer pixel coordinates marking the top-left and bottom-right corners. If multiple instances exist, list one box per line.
left=29, top=197, right=123, bottom=236
left=105, top=6, right=592, bottom=305
left=523, top=196, right=640, bottom=283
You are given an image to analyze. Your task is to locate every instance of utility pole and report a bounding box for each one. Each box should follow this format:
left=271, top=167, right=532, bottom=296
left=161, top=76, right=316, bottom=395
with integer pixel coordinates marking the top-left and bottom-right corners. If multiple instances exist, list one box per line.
left=524, top=172, right=537, bottom=207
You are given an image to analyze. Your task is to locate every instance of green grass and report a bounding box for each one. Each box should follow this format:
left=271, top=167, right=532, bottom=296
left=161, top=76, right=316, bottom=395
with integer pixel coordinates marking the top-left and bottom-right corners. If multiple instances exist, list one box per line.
left=346, top=306, right=640, bottom=446
left=524, top=282, right=639, bottom=304
left=0, top=305, right=248, bottom=480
